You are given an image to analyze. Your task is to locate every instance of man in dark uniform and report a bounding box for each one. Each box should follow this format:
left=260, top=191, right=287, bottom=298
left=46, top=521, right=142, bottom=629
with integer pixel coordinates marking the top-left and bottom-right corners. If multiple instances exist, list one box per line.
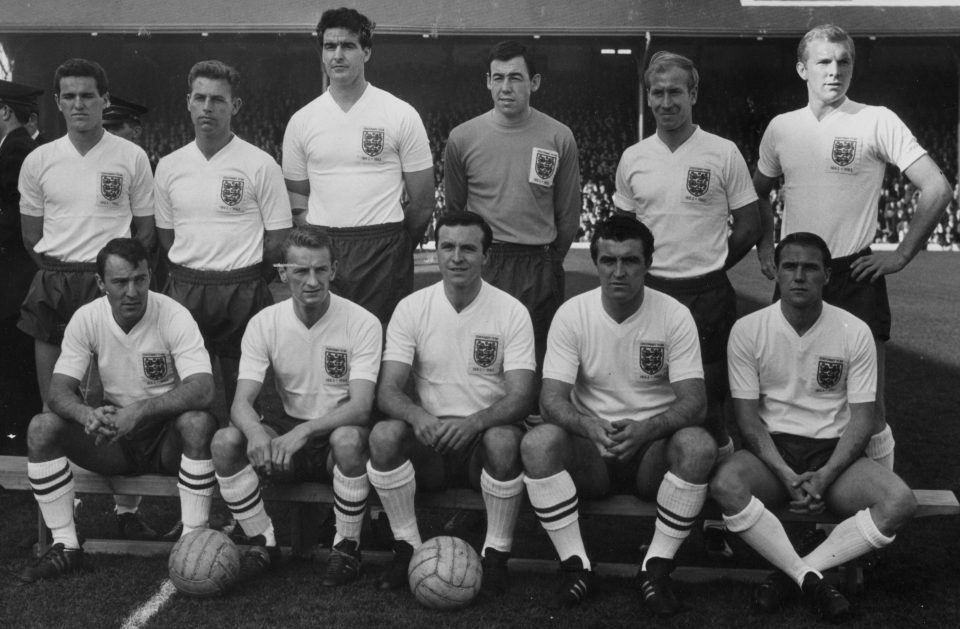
left=0, top=79, right=42, bottom=453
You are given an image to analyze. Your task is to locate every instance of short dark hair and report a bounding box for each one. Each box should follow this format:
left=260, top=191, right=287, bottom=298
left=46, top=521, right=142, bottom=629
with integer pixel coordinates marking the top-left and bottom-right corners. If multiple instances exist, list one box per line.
left=774, top=232, right=832, bottom=267
left=590, top=215, right=655, bottom=267
left=644, top=51, right=699, bottom=93
left=435, top=212, right=494, bottom=253
left=797, top=24, right=855, bottom=64
left=54, top=58, right=108, bottom=96
left=488, top=40, right=537, bottom=78
left=317, top=7, right=375, bottom=49
left=96, top=238, right=149, bottom=277
left=188, top=60, right=241, bottom=99
left=281, top=225, right=339, bottom=264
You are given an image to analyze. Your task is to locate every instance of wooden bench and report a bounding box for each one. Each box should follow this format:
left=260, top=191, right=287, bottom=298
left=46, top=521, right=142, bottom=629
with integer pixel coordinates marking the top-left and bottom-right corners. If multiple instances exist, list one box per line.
left=2, top=455, right=958, bottom=582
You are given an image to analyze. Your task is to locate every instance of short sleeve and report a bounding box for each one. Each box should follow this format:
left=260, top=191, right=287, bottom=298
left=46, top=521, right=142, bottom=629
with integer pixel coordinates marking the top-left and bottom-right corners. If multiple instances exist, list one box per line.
left=347, top=310, right=383, bottom=383
left=165, top=306, right=212, bottom=380
left=665, top=304, right=704, bottom=383
left=541, top=303, right=581, bottom=384
left=383, top=297, right=418, bottom=366
left=18, top=150, right=45, bottom=217
left=613, top=151, right=639, bottom=214
left=238, top=312, right=271, bottom=383
left=129, top=148, right=155, bottom=217
left=281, top=111, right=309, bottom=182
left=756, top=119, right=783, bottom=179
left=53, top=307, right=94, bottom=380
left=153, top=159, right=173, bottom=229
left=874, top=107, right=927, bottom=173
left=502, top=301, right=536, bottom=373
left=396, top=105, right=433, bottom=173
left=727, top=320, right=760, bottom=400
left=724, top=143, right=760, bottom=210
left=845, top=320, right=878, bottom=404
left=257, top=157, right=294, bottom=230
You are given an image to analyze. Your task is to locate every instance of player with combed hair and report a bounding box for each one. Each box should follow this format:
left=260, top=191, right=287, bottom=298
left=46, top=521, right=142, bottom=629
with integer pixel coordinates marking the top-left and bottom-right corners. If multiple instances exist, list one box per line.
left=20, top=238, right=217, bottom=583
left=711, top=232, right=917, bottom=622
left=212, top=225, right=382, bottom=584
left=282, top=6, right=434, bottom=326
left=18, top=58, right=155, bottom=414
left=444, top=40, right=581, bottom=399
left=522, top=215, right=716, bottom=615
left=368, top=212, right=536, bottom=597
left=155, top=60, right=292, bottom=417
left=753, top=24, right=952, bottom=473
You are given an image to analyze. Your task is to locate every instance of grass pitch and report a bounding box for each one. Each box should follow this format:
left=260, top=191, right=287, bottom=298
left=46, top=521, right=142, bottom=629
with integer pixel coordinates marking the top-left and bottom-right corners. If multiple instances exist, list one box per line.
left=1, top=250, right=959, bottom=628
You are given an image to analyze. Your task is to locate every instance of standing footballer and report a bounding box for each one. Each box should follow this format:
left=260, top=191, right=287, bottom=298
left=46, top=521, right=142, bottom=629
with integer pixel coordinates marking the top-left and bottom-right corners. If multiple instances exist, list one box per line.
left=282, top=7, right=434, bottom=325
left=753, top=25, right=951, bottom=470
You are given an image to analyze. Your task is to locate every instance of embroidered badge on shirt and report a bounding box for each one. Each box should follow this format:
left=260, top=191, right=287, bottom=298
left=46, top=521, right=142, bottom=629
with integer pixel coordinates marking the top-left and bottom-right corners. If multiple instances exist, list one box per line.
left=826, top=137, right=860, bottom=174
left=324, top=347, right=349, bottom=380
left=220, top=177, right=244, bottom=207
left=141, top=353, right=169, bottom=382
left=685, top=167, right=711, bottom=198
left=638, top=343, right=665, bottom=377
left=529, top=147, right=559, bottom=187
left=100, top=172, right=124, bottom=201
left=470, top=334, right=502, bottom=374
left=816, top=357, right=844, bottom=390
left=361, top=127, right=385, bottom=158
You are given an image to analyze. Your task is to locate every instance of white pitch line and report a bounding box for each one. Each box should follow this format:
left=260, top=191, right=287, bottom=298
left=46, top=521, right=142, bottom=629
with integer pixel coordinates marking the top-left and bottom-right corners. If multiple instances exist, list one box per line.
left=120, top=579, right=176, bottom=629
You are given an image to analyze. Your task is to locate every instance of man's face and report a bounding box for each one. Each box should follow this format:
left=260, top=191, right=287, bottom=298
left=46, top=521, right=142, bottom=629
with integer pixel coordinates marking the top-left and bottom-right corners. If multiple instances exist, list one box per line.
left=188, top=77, right=238, bottom=138
left=797, top=39, right=853, bottom=106
left=647, top=66, right=697, bottom=133
left=437, top=224, right=487, bottom=291
left=98, top=255, right=150, bottom=330
left=595, top=238, right=648, bottom=306
left=321, top=28, right=370, bottom=86
left=104, top=121, right=141, bottom=143
left=56, top=76, right=107, bottom=134
left=776, top=243, right=830, bottom=309
left=487, top=56, right=540, bottom=120
left=281, top=245, right=337, bottom=311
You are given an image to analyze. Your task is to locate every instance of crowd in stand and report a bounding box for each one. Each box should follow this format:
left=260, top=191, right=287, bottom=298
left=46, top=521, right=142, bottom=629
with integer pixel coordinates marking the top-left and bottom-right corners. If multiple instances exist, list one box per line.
left=133, top=61, right=959, bottom=248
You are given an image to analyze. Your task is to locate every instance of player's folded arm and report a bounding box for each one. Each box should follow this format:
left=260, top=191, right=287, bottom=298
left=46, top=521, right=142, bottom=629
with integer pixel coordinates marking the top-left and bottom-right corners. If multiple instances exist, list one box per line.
left=377, top=359, right=436, bottom=428
left=539, top=377, right=599, bottom=439
left=46, top=373, right=97, bottom=427
left=131, top=372, right=216, bottom=424
left=300, top=378, right=377, bottom=439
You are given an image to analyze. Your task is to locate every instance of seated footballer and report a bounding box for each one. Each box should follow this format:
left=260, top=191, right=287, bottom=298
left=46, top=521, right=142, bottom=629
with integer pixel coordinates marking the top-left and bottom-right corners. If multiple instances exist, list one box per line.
left=522, top=216, right=717, bottom=615
left=211, top=225, right=382, bottom=585
left=710, top=231, right=917, bottom=622
left=21, top=238, right=217, bottom=583
left=367, top=212, right=536, bottom=597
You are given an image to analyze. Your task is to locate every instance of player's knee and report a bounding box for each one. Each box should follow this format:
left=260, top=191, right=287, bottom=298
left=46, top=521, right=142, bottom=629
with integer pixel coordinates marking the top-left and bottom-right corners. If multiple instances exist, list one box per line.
left=210, top=426, right=245, bottom=466
left=368, top=420, right=406, bottom=464
left=26, top=412, right=66, bottom=453
left=482, top=426, right=521, bottom=473
left=520, top=424, right=564, bottom=473
left=330, top=425, right=369, bottom=463
left=708, top=462, right=750, bottom=512
left=175, top=410, right=217, bottom=446
left=669, top=427, right=717, bottom=475
left=881, top=480, right=918, bottom=529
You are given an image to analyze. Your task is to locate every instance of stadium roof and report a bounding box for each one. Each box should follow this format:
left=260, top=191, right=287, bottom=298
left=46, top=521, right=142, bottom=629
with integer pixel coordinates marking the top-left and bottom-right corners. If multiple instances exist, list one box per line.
left=4, top=0, right=960, bottom=37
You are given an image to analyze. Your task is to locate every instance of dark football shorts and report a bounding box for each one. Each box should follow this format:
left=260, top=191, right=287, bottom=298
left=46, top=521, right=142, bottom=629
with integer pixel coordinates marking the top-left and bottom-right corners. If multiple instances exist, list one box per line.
left=644, top=268, right=736, bottom=366
left=164, top=262, right=272, bottom=359
left=482, top=243, right=563, bottom=372
left=773, top=247, right=891, bottom=341
left=567, top=432, right=657, bottom=499
left=17, top=258, right=100, bottom=345
left=260, top=412, right=333, bottom=483
left=118, top=419, right=178, bottom=476
left=322, top=221, right=412, bottom=326
left=771, top=433, right=840, bottom=475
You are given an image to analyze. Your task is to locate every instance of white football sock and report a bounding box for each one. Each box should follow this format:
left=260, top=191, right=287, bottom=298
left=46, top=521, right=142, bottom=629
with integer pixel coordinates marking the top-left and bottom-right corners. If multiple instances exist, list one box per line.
left=178, top=455, right=215, bottom=536
left=217, top=464, right=271, bottom=540
left=524, top=471, right=591, bottom=570
left=865, top=425, right=895, bottom=471
left=724, top=496, right=818, bottom=586
left=29, top=457, right=79, bottom=549
left=367, top=460, right=421, bottom=548
left=480, top=470, right=524, bottom=554
left=333, top=466, right=369, bottom=546
left=642, top=471, right=707, bottom=570
left=803, top=508, right=894, bottom=572
left=113, top=494, right=142, bottom=515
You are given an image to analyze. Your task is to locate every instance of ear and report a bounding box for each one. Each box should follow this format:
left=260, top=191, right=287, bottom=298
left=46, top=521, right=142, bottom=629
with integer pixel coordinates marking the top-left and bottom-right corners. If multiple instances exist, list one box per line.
left=486, top=73, right=492, bottom=90
left=96, top=274, right=106, bottom=294
left=329, top=259, right=338, bottom=283
left=823, top=267, right=831, bottom=286
left=530, top=73, right=542, bottom=93
left=363, top=47, right=372, bottom=63
left=796, top=60, right=807, bottom=81
left=278, top=267, right=288, bottom=283
left=232, top=97, right=242, bottom=115
left=689, top=85, right=698, bottom=106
